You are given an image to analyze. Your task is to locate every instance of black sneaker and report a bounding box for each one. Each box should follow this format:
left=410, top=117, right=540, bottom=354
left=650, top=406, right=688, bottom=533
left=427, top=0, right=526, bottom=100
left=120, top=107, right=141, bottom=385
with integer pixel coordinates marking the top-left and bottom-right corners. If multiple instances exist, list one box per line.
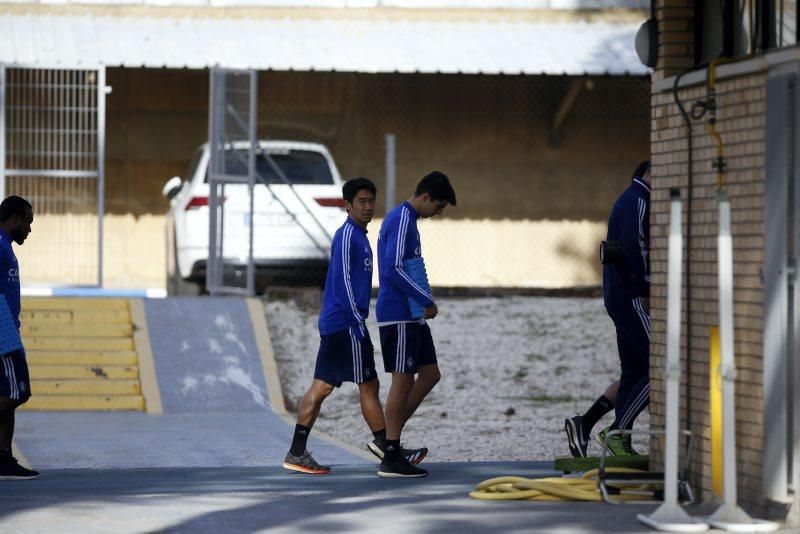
left=282, top=451, right=331, bottom=475
left=368, top=437, right=428, bottom=465
left=0, top=456, right=39, bottom=480
left=377, top=453, right=428, bottom=478
left=564, top=415, right=588, bottom=458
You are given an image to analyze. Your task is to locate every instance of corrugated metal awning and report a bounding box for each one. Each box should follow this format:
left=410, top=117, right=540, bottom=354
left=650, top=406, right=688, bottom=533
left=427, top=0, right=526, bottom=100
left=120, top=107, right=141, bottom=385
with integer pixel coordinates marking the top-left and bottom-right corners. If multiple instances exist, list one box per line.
left=0, top=13, right=648, bottom=75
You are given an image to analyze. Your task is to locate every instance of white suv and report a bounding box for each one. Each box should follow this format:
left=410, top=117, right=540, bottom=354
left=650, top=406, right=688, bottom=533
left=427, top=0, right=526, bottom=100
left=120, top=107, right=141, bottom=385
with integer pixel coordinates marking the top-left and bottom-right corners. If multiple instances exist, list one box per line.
left=162, top=140, right=346, bottom=294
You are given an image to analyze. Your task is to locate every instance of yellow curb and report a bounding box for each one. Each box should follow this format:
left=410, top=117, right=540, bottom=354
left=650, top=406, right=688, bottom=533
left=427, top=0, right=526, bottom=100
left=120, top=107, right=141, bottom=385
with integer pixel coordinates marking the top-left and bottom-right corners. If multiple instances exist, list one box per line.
left=247, top=298, right=287, bottom=416
left=129, top=299, right=163, bottom=415
left=246, top=297, right=375, bottom=462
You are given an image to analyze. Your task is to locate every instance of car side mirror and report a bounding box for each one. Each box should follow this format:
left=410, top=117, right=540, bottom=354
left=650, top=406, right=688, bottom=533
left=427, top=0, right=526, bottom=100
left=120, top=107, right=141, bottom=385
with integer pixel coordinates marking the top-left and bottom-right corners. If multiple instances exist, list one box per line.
left=162, top=176, right=183, bottom=200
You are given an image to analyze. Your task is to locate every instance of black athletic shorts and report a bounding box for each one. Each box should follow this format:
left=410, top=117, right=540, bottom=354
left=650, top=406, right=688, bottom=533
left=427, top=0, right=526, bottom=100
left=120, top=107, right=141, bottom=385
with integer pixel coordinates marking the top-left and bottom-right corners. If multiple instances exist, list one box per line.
left=379, top=322, right=437, bottom=374
left=314, top=327, right=377, bottom=388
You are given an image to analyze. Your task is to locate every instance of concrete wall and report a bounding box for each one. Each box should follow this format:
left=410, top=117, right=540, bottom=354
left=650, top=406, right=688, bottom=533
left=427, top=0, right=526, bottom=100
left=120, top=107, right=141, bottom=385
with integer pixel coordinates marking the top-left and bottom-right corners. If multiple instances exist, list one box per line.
left=105, top=68, right=650, bottom=220
left=17, top=214, right=605, bottom=289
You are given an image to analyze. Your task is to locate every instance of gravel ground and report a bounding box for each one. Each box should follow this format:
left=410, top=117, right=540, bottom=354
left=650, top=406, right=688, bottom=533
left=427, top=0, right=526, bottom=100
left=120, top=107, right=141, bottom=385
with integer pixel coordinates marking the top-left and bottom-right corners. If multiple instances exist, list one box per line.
left=263, top=294, right=650, bottom=462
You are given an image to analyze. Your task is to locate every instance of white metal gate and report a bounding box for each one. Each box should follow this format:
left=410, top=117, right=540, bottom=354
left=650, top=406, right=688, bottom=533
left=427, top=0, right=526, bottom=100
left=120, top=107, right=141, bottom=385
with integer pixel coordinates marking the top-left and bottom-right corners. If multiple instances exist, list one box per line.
left=207, top=68, right=257, bottom=296
left=0, top=65, right=106, bottom=287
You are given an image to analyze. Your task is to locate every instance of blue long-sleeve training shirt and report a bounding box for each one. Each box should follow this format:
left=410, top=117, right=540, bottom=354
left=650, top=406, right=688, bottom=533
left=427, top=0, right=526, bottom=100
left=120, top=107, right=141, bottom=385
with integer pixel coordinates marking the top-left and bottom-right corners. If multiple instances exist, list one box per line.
left=0, top=231, right=21, bottom=329
left=376, top=201, right=435, bottom=323
left=603, top=177, right=650, bottom=305
left=0, top=230, right=23, bottom=355
left=318, top=217, right=373, bottom=336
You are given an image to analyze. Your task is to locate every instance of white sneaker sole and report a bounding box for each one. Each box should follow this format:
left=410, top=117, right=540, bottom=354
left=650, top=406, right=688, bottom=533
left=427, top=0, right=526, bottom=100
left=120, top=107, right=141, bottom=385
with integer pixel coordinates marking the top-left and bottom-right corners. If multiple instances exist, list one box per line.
left=367, top=442, right=384, bottom=460
left=564, top=419, right=588, bottom=458
left=376, top=470, right=428, bottom=478
left=0, top=474, right=38, bottom=480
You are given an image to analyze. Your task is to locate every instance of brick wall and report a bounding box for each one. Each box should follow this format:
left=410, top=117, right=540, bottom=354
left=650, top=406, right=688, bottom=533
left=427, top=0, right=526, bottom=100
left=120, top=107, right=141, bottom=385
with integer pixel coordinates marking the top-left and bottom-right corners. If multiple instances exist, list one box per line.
left=650, top=73, right=767, bottom=512
left=651, top=0, right=772, bottom=514
left=655, top=0, right=695, bottom=79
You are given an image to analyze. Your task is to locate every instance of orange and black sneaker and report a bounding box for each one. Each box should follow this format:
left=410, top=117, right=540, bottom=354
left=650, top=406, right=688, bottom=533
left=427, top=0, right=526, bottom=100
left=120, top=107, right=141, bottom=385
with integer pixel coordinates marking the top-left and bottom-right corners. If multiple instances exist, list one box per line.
left=282, top=451, right=331, bottom=475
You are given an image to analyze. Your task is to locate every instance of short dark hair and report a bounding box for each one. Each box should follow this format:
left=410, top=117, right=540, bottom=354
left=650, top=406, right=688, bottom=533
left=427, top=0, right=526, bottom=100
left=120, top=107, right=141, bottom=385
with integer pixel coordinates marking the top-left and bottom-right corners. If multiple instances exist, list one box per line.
left=632, top=160, right=651, bottom=180
left=414, top=171, right=456, bottom=206
left=0, top=196, right=32, bottom=223
left=342, top=177, right=377, bottom=203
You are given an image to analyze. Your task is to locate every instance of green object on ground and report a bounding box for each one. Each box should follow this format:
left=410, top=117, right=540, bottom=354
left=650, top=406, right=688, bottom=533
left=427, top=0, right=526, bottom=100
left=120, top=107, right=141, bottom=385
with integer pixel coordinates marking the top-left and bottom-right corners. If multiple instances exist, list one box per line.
left=553, top=454, right=650, bottom=473
left=596, top=426, right=638, bottom=456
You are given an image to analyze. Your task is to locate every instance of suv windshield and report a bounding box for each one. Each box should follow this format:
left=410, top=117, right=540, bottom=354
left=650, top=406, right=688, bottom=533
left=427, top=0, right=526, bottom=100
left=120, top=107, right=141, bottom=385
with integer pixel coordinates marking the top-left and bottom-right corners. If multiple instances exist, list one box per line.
left=205, top=148, right=334, bottom=185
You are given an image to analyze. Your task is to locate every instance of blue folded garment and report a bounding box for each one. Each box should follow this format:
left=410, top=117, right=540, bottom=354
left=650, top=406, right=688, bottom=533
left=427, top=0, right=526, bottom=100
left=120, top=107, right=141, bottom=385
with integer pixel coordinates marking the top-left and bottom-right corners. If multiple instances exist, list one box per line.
left=0, top=296, right=22, bottom=355
left=403, top=257, right=431, bottom=320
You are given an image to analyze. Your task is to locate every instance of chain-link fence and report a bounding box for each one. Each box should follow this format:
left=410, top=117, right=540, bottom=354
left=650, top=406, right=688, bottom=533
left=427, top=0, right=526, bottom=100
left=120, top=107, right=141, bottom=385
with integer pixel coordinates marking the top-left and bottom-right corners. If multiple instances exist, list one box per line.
left=1, top=66, right=105, bottom=287
left=254, top=73, right=652, bottom=290
left=103, top=70, right=651, bottom=292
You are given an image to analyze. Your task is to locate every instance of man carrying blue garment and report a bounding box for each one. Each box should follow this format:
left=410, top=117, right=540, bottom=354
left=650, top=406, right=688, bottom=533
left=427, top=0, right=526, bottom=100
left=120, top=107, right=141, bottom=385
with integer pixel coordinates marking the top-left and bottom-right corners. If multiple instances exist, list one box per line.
left=283, top=178, right=425, bottom=475
left=0, top=196, right=37, bottom=480
left=375, top=171, right=456, bottom=478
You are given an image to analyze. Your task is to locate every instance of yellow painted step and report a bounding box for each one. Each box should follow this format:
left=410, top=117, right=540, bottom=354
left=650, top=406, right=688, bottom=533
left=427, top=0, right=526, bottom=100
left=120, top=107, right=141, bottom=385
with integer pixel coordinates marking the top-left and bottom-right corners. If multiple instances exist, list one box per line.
left=30, top=365, right=139, bottom=380
left=25, top=350, right=138, bottom=366
left=21, top=298, right=129, bottom=311
left=34, top=379, right=141, bottom=395
left=23, top=337, right=134, bottom=351
left=21, top=395, right=144, bottom=411
left=21, top=323, right=133, bottom=338
left=21, top=310, right=132, bottom=325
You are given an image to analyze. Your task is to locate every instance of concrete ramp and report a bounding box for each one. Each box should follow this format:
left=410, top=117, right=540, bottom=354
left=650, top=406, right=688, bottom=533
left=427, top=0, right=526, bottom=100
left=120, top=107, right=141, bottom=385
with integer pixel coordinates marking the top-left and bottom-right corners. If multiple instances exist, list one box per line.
left=143, top=297, right=273, bottom=414
left=13, top=296, right=370, bottom=469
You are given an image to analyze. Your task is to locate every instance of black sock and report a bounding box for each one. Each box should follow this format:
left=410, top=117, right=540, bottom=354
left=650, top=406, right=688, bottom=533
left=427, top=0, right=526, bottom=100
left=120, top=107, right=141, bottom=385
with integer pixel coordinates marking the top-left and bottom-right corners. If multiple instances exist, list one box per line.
left=384, top=439, right=401, bottom=457
left=373, top=428, right=386, bottom=440
left=582, top=395, right=614, bottom=433
left=290, top=424, right=311, bottom=456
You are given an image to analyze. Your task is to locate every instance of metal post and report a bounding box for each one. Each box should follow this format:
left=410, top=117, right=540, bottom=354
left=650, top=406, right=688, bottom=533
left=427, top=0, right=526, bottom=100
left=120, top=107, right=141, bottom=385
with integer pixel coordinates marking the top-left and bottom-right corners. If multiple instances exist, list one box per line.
left=638, top=189, right=707, bottom=532
left=385, top=133, right=395, bottom=210
left=207, top=68, right=219, bottom=294
left=0, top=64, right=5, bottom=198
left=96, top=67, right=106, bottom=288
left=247, top=71, right=256, bottom=296
left=706, top=193, right=778, bottom=532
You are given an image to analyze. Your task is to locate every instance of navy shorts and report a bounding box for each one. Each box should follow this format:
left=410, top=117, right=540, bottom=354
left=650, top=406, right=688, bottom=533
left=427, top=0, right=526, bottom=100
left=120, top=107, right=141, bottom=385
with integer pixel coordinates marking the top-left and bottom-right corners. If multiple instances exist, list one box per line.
left=0, top=350, right=31, bottom=401
left=314, top=327, right=377, bottom=388
left=379, top=322, right=437, bottom=374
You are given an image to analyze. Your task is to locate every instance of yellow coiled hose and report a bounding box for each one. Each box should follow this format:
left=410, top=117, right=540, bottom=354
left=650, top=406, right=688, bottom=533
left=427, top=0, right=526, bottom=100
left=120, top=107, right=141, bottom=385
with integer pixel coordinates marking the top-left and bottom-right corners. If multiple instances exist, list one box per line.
left=469, top=468, right=655, bottom=502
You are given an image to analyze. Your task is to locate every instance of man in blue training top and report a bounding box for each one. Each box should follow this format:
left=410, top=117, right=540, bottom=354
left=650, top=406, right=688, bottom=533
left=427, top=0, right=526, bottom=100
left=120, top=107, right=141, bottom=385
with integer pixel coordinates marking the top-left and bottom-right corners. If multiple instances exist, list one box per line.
left=283, top=178, right=425, bottom=474
left=375, top=171, right=456, bottom=478
left=0, top=195, right=37, bottom=480
left=582, top=161, right=651, bottom=457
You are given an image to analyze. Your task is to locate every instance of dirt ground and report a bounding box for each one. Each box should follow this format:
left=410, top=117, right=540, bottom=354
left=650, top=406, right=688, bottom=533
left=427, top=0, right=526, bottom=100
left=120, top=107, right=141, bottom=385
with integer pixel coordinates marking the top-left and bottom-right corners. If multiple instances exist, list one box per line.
left=263, top=295, right=650, bottom=462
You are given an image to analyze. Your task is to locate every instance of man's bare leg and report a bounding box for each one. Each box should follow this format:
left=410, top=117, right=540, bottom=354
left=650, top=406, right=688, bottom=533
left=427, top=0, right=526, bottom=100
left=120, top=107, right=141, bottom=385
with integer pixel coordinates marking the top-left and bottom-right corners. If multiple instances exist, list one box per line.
left=385, top=373, right=414, bottom=441
left=401, top=364, right=441, bottom=428
left=357, top=379, right=385, bottom=433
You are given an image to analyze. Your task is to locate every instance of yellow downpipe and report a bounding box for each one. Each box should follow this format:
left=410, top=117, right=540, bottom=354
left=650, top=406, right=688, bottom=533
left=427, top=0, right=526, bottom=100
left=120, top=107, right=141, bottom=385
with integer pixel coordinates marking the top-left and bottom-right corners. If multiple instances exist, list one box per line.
left=710, top=326, right=723, bottom=496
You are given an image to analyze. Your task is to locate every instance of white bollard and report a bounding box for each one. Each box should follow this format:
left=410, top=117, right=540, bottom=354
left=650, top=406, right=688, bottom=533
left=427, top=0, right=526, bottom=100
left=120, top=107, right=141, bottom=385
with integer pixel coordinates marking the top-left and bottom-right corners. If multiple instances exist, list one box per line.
left=704, top=193, right=778, bottom=532
left=638, top=189, right=708, bottom=532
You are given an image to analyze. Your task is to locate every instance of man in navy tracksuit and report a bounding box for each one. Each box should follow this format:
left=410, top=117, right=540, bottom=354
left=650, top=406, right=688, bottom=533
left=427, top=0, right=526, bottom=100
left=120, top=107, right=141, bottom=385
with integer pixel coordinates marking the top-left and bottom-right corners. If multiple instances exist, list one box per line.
left=375, top=171, right=457, bottom=478
left=0, top=196, right=37, bottom=480
left=595, top=161, right=651, bottom=456
left=283, top=178, right=424, bottom=474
